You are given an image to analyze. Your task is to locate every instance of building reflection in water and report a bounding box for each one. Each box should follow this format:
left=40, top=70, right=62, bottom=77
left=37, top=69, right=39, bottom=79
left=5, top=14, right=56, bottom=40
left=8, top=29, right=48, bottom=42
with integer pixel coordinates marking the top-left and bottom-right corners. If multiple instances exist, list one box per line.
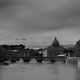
left=47, top=64, right=59, bottom=75
left=75, top=68, right=80, bottom=80
left=0, top=65, right=6, bottom=80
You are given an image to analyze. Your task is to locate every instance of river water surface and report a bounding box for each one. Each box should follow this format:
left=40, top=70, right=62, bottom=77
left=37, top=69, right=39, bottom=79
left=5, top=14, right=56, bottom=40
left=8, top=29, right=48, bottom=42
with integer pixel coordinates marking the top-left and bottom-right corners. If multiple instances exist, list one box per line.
left=0, top=61, right=80, bottom=80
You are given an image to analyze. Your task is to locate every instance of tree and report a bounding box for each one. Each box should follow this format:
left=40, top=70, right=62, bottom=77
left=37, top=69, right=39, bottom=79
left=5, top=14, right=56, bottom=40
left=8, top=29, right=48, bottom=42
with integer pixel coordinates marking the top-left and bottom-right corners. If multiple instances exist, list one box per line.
left=0, top=46, right=7, bottom=62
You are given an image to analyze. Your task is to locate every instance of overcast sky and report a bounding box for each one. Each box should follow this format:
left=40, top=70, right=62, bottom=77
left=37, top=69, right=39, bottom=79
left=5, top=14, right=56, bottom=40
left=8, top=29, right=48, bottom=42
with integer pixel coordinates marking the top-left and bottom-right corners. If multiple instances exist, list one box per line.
left=0, top=0, right=80, bottom=45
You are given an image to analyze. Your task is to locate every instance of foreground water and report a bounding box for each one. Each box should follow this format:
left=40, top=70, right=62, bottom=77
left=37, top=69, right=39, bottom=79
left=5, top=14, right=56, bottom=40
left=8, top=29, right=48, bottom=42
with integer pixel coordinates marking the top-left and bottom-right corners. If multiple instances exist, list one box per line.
left=0, top=61, right=80, bottom=80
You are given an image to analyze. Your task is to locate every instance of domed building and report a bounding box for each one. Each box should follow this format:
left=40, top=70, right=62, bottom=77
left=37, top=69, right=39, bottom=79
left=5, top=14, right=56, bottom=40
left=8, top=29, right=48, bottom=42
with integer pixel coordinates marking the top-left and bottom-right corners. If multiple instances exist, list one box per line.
left=47, top=37, right=65, bottom=57
left=52, top=37, right=60, bottom=47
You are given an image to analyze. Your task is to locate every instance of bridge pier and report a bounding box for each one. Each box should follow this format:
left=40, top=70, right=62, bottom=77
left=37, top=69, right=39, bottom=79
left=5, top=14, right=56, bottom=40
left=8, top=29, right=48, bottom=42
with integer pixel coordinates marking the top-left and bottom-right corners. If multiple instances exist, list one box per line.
left=23, top=58, right=31, bottom=63
left=3, top=56, right=67, bottom=64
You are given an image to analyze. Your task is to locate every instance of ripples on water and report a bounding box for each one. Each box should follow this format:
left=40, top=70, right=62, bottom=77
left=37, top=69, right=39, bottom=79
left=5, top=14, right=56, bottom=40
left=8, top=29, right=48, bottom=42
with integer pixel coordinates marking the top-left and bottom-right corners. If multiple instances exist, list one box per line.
left=0, top=60, right=80, bottom=80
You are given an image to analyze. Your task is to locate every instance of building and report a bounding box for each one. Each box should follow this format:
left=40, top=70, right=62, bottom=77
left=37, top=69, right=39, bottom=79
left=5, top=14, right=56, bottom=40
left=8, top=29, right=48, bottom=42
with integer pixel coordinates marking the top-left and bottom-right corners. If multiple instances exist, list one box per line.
left=47, top=37, right=65, bottom=57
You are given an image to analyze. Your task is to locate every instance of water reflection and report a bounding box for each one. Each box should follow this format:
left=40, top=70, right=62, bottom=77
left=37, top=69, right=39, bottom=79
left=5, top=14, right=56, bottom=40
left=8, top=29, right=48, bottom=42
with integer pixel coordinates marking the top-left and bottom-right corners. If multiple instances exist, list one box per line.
left=0, top=62, right=80, bottom=80
left=75, top=68, right=80, bottom=80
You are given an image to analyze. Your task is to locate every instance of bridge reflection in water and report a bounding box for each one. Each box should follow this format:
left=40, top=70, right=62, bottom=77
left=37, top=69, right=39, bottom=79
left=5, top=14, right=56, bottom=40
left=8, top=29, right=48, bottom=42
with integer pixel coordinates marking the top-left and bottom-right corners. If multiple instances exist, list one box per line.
left=0, top=61, right=80, bottom=80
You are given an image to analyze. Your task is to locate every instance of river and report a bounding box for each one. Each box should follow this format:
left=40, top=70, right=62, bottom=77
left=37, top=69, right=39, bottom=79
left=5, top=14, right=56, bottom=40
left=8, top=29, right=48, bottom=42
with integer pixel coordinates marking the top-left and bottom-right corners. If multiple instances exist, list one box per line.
left=0, top=60, right=80, bottom=80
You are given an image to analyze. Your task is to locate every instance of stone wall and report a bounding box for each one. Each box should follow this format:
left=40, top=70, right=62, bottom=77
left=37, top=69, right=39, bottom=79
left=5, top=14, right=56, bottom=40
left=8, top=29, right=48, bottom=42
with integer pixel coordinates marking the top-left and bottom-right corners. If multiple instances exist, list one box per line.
left=67, top=57, right=78, bottom=65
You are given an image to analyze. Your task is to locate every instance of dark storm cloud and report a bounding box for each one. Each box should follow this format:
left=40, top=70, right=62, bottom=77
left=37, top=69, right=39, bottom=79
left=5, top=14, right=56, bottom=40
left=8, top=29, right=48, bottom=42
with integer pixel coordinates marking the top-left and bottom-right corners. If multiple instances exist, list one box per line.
left=0, top=0, right=17, bottom=9
left=0, top=0, right=80, bottom=33
left=15, top=0, right=80, bottom=31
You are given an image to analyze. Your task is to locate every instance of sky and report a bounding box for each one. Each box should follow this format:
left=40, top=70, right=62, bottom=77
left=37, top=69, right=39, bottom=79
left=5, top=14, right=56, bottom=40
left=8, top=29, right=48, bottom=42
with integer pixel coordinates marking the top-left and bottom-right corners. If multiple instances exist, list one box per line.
left=0, top=0, right=80, bottom=46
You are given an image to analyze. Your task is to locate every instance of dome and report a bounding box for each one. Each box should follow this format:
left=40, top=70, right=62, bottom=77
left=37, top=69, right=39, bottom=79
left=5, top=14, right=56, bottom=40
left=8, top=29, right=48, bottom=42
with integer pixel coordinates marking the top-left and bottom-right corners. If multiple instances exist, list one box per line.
left=52, top=37, right=60, bottom=47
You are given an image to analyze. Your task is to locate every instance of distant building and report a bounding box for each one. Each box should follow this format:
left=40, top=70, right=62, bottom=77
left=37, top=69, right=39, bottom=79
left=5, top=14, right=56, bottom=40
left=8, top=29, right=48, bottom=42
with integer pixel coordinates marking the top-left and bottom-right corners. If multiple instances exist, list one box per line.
left=52, top=37, right=60, bottom=47
left=47, top=37, right=65, bottom=57
left=43, top=48, right=47, bottom=57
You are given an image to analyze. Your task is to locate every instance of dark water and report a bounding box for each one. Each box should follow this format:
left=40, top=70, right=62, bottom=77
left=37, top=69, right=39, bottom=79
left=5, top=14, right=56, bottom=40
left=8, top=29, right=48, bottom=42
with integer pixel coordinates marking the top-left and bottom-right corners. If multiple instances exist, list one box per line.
left=0, top=61, right=80, bottom=80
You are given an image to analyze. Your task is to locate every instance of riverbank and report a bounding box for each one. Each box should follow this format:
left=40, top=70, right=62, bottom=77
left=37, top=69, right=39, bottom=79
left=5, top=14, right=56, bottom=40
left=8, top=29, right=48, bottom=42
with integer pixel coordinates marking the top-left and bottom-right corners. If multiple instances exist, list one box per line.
left=67, top=57, right=78, bottom=65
